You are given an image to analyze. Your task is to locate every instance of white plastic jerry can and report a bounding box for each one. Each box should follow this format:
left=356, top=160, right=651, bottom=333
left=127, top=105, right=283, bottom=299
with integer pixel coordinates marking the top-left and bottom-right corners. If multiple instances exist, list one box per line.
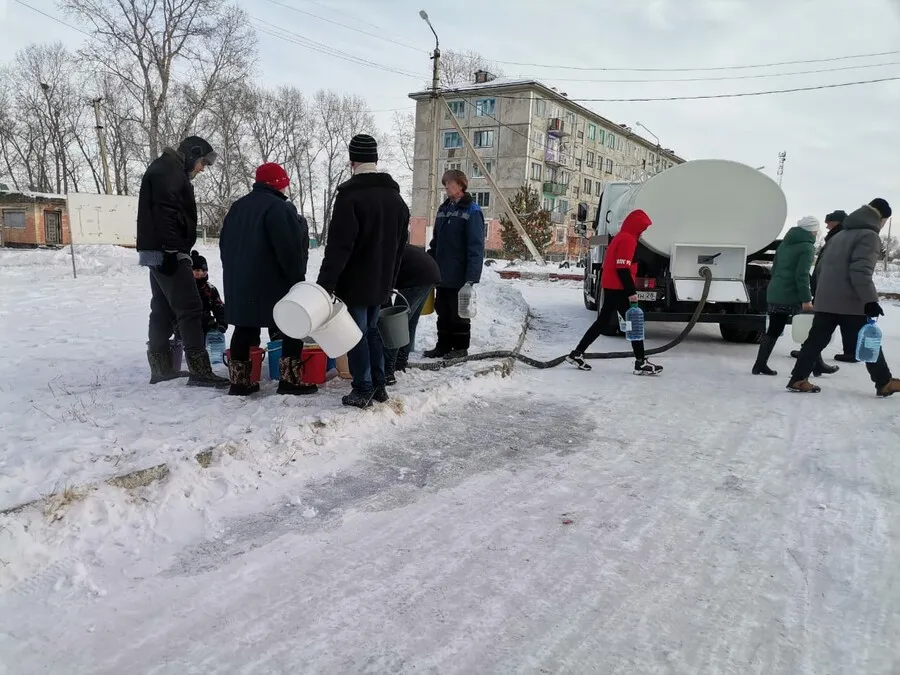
left=791, top=312, right=814, bottom=344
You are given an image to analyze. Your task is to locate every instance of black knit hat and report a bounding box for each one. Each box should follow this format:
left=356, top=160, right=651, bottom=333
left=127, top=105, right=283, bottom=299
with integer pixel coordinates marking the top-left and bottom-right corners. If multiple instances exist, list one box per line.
left=869, top=198, right=892, bottom=219
left=824, top=210, right=847, bottom=224
left=177, top=136, right=217, bottom=171
left=191, top=250, right=208, bottom=272
left=348, top=134, right=378, bottom=164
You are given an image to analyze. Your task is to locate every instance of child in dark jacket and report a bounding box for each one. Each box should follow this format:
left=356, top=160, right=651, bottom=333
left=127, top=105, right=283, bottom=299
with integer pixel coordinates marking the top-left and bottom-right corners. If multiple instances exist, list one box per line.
left=191, top=250, right=227, bottom=335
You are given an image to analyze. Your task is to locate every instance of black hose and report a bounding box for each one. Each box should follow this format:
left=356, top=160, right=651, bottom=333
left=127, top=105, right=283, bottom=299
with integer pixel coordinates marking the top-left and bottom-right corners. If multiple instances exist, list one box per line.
left=408, top=267, right=715, bottom=371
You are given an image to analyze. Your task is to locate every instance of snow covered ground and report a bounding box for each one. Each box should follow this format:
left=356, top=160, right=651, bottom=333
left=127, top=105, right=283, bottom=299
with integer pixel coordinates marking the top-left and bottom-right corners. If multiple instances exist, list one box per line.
left=0, top=245, right=527, bottom=515
left=1, top=246, right=899, bottom=673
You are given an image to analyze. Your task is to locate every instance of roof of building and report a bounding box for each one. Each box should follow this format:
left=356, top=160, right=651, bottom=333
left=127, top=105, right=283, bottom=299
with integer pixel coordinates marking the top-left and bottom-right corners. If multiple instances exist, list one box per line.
left=0, top=189, right=67, bottom=202
left=409, top=77, right=683, bottom=162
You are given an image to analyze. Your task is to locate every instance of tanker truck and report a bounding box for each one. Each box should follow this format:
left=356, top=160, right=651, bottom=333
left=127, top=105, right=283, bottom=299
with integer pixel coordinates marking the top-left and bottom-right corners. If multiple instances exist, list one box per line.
left=582, top=159, right=788, bottom=343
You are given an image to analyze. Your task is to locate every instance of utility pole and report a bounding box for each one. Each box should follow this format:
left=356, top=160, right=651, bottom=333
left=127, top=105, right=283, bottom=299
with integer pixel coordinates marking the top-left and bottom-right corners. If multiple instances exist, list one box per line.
left=636, top=122, right=660, bottom=175
left=419, top=10, right=441, bottom=247
left=92, top=98, right=113, bottom=195
left=442, top=95, right=545, bottom=265
left=776, top=151, right=787, bottom=187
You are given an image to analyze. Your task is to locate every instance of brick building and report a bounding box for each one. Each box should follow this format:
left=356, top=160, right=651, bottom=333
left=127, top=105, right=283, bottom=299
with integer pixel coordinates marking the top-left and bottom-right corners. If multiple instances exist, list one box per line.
left=0, top=191, right=70, bottom=247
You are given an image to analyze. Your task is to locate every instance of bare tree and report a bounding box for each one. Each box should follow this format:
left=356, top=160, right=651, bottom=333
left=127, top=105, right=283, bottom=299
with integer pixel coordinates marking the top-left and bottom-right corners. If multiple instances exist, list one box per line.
left=61, top=0, right=256, bottom=159
left=439, top=50, right=503, bottom=87
left=389, top=111, right=415, bottom=175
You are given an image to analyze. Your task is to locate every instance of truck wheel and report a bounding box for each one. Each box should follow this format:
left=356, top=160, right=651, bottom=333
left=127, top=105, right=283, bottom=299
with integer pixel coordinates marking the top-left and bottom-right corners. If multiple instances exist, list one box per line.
left=743, top=330, right=763, bottom=344
left=720, top=324, right=751, bottom=343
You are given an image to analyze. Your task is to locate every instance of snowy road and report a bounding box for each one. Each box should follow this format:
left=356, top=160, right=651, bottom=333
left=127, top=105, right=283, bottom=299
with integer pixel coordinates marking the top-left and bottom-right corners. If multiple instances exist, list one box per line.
left=2, top=283, right=899, bottom=674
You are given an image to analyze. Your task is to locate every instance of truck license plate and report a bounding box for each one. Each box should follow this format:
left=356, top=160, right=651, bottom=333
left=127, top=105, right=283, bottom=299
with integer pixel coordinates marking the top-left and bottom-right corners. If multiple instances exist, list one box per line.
left=637, top=291, right=657, bottom=301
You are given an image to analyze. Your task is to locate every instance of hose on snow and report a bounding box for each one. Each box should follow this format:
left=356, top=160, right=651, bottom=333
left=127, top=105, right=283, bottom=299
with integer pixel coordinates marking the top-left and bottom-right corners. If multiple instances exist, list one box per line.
left=407, top=267, right=715, bottom=372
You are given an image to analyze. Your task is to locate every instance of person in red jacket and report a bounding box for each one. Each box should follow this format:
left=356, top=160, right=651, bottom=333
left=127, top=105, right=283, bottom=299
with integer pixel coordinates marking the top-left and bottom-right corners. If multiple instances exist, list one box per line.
left=567, top=209, right=663, bottom=375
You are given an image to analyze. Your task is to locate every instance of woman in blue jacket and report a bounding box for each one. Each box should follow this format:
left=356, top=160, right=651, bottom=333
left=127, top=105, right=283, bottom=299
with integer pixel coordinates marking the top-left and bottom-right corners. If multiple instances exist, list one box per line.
left=424, top=169, right=485, bottom=359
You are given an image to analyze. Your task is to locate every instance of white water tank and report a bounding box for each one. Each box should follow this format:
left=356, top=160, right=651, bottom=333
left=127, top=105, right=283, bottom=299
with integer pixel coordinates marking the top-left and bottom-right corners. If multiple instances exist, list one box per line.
left=607, top=159, right=787, bottom=257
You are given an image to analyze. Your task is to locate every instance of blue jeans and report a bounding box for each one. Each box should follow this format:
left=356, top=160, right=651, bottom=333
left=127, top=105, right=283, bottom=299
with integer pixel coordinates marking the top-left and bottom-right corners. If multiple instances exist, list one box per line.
left=346, top=305, right=385, bottom=394
left=385, top=285, right=433, bottom=374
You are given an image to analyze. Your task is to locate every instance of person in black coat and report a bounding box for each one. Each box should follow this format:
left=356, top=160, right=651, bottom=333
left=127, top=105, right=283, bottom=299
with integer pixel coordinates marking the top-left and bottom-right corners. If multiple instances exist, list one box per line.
left=137, top=136, right=227, bottom=388
left=383, top=244, right=441, bottom=383
left=220, top=162, right=315, bottom=397
left=317, top=134, right=409, bottom=408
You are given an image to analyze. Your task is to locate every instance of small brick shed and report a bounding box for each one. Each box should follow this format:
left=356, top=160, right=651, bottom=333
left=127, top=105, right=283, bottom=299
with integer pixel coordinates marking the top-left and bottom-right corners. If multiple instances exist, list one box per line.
left=0, top=191, right=71, bottom=247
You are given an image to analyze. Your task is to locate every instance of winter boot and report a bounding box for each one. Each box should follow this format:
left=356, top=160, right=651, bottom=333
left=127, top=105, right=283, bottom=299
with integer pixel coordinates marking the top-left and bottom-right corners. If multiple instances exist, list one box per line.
left=277, top=357, right=318, bottom=396
left=634, top=359, right=663, bottom=376
left=752, top=336, right=778, bottom=376
left=812, top=356, right=839, bottom=377
left=184, top=350, right=230, bottom=388
left=834, top=353, right=859, bottom=364
left=227, top=359, right=259, bottom=397
left=786, top=378, right=821, bottom=393
left=444, top=349, right=469, bottom=360
left=566, top=352, right=592, bottom=371
left=342, top=389, right=374, bottom=409
left=147, top=349, right=189, bottom=384
left=385, top=372, right=398, bottom=386
left=423, top=346, right=449, bottom=359
left=876, top=378, right=900, bottom=398
left=373, top=387, right=390, bottom=403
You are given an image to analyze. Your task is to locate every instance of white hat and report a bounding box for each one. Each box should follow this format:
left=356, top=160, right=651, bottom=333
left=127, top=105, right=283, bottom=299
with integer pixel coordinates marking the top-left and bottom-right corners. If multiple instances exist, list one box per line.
left=797, top=215, right=820, bottom=232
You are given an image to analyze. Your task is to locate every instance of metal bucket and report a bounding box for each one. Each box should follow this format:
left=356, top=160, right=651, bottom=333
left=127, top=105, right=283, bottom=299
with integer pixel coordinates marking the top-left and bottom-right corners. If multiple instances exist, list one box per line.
left=378, top=292, right=410, bottom=350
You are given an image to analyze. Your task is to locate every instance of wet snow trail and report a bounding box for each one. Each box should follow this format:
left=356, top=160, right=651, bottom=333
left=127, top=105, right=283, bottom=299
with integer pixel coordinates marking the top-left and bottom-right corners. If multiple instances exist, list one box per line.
left=0, top=286, right=898, bottom=674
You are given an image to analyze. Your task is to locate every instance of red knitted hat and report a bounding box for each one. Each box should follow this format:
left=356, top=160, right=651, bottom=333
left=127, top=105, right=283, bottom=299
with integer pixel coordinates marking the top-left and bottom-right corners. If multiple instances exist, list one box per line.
left=255, top=163, right=290, bottom=191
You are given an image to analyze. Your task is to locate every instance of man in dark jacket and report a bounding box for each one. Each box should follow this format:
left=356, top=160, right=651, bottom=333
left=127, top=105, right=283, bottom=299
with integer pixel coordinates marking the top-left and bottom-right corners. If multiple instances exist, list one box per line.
left=317, top=134, right=409, bottom=408
left=137, top=136, right=227, bottom=388
left=789, top=198, right=899, bottom=397
left=424, top=169, right=485, bottom=360
left=220, top=163, right=314, bottom=397
left=383, top=244, right=441, bottom=384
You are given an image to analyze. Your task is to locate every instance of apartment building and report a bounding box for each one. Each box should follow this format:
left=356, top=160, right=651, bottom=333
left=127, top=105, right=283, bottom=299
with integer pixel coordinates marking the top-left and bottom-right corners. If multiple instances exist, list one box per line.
left=408, top=71, right=684, bottom=259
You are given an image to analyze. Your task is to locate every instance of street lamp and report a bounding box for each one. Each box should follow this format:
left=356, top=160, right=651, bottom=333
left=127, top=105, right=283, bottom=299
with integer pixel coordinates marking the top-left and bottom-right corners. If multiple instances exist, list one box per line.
left=636, top=121, right=661, bottom=174
left=420, top=9, right=441, bottom=250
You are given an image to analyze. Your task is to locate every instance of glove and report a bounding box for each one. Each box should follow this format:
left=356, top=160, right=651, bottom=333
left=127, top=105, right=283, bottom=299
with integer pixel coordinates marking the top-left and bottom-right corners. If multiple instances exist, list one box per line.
left=217, top=324, right=228, bottom=334
left=864, top=302, right=884, bottom=318
left=158, top=251, right=180, bottom=276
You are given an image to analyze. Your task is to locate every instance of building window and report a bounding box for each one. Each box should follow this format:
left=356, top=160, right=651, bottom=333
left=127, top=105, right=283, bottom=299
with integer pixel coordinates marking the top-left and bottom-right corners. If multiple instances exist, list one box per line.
left=588, top=124, right=597, bottom=141
left=542, top=197, right=555, bottom=212
left=2, top=209, right=27, bottom=229
left=443, top=131, right=462, bottom=149
left=605, top=159, right=614, bottom=173
left=474, top=98, right=496, bottom=117
left=471, top=160, right=493, bottom=178
left=444, top=161, right=461, bottom=172
left=531, top=162, right=542, bottom=181
left=574, top=158, right=582, bottom=170
left=556, top=227, right=566, bottom=245
left=558, top=199, right=569, bottom=216
left=565, top=111, right=576, bottom=127
left=584, top=178, right=592, bottom=193
left=598, top=129, right=606, bottom=144
left=585, top=151, right=595, bottom=168
left=445, top=100, right=465, bottom=118
left=473, top=130, right=494, bottom=148
left=595, top=181, right=602, bottom=197
left=472, top=191, right=491, bottom=208
left=534, top=98, right=547, bottom=117
left=484, top=221, right=490, bottom=240
left=577, top=131, right=584, bottom=140
left=607, top=133, right=616, bottom=149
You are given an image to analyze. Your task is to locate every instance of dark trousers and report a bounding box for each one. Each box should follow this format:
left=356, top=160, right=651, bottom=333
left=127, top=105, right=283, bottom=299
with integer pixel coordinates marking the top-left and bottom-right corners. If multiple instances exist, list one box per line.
left=792, top=313, right=892, bottom=388
left=230, top=326, right=302, bottom=361
left=575, top=289, right=645, bottom=361
left=148, top=259, right=205, bottom=353
left=347, top=305, right=385, bottom=394
left=435, top=287, right=471, bottom=351
left=385, top=284, right=433, bottom=373
left=837, top=322, right=858, bottom=357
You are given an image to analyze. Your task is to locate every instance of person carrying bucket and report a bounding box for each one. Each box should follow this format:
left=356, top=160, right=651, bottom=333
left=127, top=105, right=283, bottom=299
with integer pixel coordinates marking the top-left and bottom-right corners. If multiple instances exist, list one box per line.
left=219, top=162, right=316, bottom=397
left=383, top=243, right=441, bottom=385
left=316, top=134, right=409, bottom=409
left=752, top=216, right=838, bottom=377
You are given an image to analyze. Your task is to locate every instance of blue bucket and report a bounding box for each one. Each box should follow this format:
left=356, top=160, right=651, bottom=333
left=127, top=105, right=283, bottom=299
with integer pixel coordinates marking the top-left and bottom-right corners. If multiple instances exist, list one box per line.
left=267, top=340, right=282, bottom=380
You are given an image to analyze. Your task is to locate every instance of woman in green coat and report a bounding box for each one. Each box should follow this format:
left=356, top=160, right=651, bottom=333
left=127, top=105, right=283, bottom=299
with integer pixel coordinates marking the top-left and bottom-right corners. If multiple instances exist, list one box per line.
left=753, top=216, right=838, bottom=376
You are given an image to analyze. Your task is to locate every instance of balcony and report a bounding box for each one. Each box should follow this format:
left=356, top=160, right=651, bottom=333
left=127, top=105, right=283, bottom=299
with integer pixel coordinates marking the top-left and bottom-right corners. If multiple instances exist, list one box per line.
left=543, top=181, right=567, bottom=196
left=544, top=152, right=571, bottom=168
left=550, top=210, right=565, bottom=224
left=547, top=118, right=570, bottom=136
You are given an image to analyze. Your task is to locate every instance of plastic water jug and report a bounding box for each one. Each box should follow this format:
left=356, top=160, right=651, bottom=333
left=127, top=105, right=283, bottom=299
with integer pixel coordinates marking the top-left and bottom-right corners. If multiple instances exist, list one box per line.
left=206, top=331, right=226, bottom=364
left=624, top=303, right=645, bottom=342
left=458, top=284, right=477, bottom=319
left=855, top=319, right=882, bottom=363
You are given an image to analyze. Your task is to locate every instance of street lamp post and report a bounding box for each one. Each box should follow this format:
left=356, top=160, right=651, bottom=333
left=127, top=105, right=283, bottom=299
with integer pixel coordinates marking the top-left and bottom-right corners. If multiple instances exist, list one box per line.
left=419, top=10, right=441, bottom=248
left=636, top=122, right=661, bottom=175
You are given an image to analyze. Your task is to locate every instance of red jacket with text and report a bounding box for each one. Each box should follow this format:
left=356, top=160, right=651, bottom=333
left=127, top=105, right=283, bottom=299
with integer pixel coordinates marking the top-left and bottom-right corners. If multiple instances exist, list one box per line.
left=600, top=209, right=653, bottom=293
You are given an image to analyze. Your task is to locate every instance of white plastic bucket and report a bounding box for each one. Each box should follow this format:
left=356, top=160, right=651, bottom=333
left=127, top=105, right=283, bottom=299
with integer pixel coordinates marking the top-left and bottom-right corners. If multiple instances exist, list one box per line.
left=791, top=312, right=814, bottom=344
left=309, top=299, right=363, bottom=358
left=272, top=282, right=333, bottom=339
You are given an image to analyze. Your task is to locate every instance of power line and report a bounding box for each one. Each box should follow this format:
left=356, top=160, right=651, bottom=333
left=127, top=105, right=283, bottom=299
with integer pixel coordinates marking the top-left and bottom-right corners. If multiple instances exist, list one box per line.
left=496, top=49, right=900, bottom=73
left=11, top=0, right=93, bottom=37
left=261, top=0, right=426, bottom=54
left=520, top=60, right=900, bottom=84
left=443, top=76, right=900, bottom=103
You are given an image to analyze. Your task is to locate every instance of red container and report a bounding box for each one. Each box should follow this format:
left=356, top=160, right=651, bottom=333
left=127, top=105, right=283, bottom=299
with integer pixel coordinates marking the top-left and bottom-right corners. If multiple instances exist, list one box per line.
left=224, top=346, right=266, bottom=384
left=302, top=346, right=328, bottom=385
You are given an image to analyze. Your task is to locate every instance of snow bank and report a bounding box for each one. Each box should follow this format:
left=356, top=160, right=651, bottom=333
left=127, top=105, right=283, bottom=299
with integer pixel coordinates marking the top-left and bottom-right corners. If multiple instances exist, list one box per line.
left=0, top=245, right=527, bottom=516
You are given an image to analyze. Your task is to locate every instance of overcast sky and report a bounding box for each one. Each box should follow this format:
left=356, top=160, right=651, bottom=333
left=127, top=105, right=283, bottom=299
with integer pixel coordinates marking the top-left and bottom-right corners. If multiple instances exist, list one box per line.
left=1, top=0, right=898, bottom=232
